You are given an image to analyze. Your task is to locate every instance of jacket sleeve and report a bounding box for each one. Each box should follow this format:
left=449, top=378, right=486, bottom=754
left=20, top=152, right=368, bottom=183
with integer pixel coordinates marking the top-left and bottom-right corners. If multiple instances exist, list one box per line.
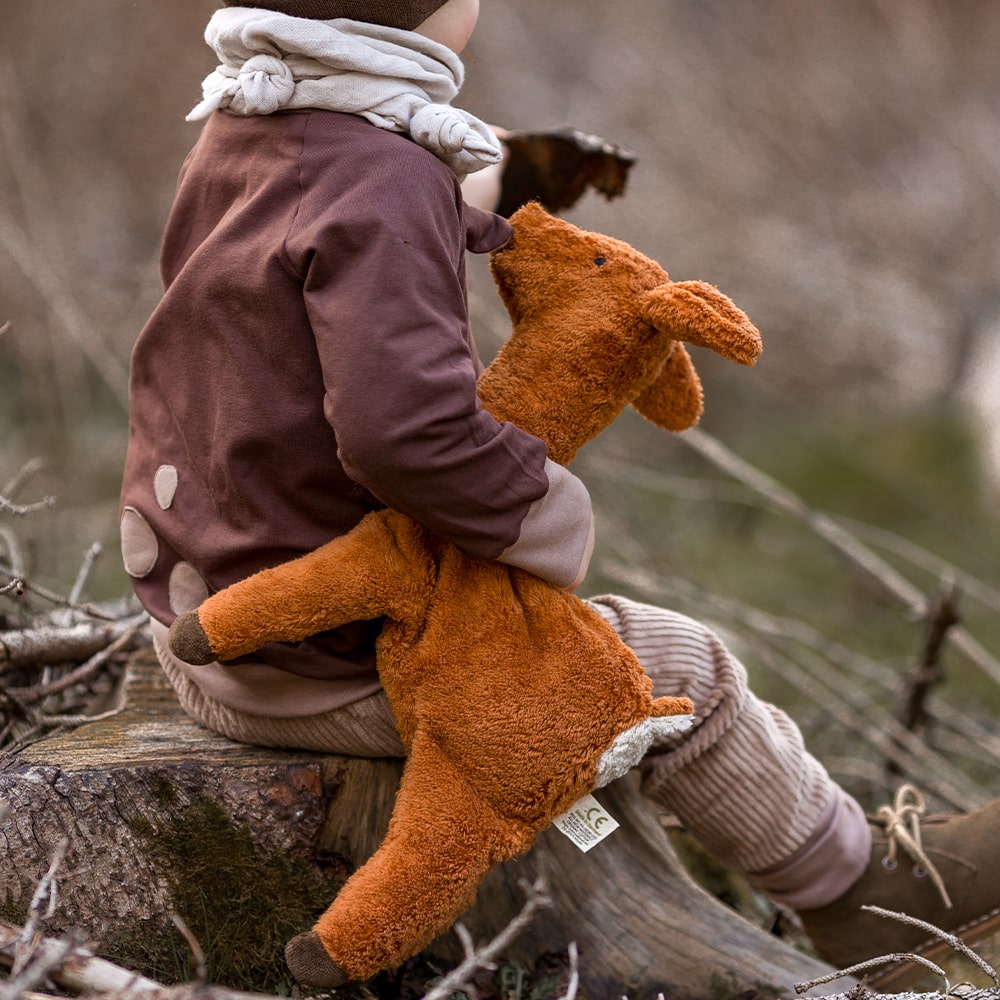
left=288, top=142, right=593, bottom=589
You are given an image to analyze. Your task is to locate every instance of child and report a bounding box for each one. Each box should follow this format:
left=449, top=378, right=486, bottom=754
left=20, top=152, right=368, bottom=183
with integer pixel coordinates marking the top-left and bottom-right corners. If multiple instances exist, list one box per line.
left=121, top=0, right=1000, bottom=982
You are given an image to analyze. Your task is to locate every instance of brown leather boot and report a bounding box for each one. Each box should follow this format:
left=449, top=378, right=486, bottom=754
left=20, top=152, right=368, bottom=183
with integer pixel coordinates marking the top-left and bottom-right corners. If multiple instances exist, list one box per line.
left=797, top=786, right=1000, bottom=985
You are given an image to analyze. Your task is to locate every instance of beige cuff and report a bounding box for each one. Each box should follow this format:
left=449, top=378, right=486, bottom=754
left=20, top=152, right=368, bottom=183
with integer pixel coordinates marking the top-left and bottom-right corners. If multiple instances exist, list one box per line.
left=497, top=459, right=594, bottom=589
left=749, top=787, right=872, bottom=910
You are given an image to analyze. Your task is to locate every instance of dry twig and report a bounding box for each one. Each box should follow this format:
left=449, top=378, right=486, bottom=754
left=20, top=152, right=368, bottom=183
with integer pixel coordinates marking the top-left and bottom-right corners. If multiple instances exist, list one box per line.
left=170, top=915, right=207, bottom=986
left=421, top=873, right=555, bottom=1000
left=11, top=839, right=69, bottom=977
left=795, top=905, right=1000, bottom=1000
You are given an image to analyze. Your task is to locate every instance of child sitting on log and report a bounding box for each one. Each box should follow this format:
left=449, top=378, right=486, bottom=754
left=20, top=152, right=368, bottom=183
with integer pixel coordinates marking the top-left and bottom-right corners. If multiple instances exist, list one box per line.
left=120, top=0, right=1000, bottom=980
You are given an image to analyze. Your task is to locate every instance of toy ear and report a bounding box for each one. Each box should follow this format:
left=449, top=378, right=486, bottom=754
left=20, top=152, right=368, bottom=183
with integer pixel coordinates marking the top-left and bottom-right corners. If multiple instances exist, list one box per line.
left=631, top=342, right=704, bottom=432
left=639, top=281, right=762, bottom=367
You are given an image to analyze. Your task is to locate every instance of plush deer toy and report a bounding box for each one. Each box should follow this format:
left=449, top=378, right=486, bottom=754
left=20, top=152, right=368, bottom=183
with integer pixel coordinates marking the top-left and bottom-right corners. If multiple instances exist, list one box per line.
left=168, top=202, right=763, bottom=987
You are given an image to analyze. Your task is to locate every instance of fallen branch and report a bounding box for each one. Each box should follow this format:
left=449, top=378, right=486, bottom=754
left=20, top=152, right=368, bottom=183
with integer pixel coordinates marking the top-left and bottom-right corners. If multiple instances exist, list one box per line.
left=0, top=931, right=80, bottom=1000
left=0, top=616, right=147, bottom=672
left=0, top=919, right=279, bottom=1000
left=3, top=620, right=144, bottom=700
left=0, top=921, right=161, bottom=999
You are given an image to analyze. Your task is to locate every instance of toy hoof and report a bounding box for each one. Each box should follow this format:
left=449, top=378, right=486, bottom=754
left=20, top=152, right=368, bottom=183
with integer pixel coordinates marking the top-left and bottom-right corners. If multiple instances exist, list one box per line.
left=167, top=611, right=215, bottom=665
left=285, top=931, right=348, bottom=988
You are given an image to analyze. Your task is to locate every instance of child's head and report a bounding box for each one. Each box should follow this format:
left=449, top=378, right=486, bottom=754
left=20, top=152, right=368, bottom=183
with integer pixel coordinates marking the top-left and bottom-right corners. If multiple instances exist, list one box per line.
left=222, top=0, right=479, bottom=49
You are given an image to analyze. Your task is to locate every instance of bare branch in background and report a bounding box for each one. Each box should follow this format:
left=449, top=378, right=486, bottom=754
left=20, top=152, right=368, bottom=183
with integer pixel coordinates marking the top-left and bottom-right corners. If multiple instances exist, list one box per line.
left=606, top=561, right=991, bottom=811
left=0, top=211, right=130, bottom=412
left=0, top=458, right=55, bottom=518
left=2, top=459, right=46, bottom=499
left=836, top=517, right=1000, bottom=616
left=678, top=428, right=1000, bottom=688
left=67, top=543, right=103, bottom=608
left=0, top=495, right=53, bottom=517
left=0, top=71, right=130, bottom=412
left=898, top=583, right=961, bottom=736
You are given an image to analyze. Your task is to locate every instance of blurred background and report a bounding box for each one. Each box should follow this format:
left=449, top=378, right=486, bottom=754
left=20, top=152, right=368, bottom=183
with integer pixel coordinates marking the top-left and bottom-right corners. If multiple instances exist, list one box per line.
left=2, top=1, right=1000, bottom=814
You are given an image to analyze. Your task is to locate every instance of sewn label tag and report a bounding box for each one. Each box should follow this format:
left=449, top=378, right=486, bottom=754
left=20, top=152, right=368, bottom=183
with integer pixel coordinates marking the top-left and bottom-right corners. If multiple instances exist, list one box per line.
left=552, top=794, right=620, bottom=852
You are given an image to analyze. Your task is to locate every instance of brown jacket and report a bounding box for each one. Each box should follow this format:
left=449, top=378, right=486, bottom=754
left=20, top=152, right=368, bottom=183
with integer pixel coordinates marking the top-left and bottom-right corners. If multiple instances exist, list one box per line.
left=121, top=109, right=593, bottom=708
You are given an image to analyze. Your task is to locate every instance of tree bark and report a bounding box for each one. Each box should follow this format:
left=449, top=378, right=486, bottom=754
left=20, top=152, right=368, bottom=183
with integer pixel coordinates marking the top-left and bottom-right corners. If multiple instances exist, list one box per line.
left=0, top=644, right=837, bottom=998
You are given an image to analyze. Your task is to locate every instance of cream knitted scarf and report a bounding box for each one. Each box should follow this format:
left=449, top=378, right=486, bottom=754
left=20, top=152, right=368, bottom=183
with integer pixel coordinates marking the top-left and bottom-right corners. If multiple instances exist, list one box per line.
left=187, top=7, right=502, bottom=178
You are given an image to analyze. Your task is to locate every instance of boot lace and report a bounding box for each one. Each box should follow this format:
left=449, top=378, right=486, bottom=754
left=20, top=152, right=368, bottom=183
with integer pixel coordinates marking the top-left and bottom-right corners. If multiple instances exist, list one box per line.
left=875, top=784, right=952, bottom=908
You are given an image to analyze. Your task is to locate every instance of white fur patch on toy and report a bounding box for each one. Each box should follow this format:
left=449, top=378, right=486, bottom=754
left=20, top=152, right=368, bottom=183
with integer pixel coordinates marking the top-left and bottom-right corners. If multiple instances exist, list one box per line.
left=593, top=714, right=695, bottom=790
left=554, top=714, right=694, bottom=852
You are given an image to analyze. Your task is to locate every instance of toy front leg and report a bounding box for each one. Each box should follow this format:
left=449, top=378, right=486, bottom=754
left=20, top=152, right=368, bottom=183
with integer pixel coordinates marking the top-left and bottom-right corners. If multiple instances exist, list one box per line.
left=285, top=732, right=530, bottom=986
left=168, top=510, right=415, bottom=664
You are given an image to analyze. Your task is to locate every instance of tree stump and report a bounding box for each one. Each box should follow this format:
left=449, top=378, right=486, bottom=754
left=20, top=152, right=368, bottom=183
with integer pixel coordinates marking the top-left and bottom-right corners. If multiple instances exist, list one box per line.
left=0, top=644, right=838, bottom=998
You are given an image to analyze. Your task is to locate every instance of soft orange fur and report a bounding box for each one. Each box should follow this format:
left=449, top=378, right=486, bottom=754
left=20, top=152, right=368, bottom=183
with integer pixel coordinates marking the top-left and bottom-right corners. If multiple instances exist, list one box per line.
left=167, top=202, right=762, bottom=985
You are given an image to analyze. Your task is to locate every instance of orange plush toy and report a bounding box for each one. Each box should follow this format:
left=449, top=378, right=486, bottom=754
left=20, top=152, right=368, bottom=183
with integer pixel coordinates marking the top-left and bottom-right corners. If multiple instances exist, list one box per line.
left=167, top=202, right=763, bottom=987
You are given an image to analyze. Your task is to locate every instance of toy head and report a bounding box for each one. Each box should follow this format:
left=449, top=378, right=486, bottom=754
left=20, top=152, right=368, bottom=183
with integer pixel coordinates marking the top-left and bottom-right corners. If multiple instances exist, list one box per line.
left=483, top=202, right=762, bottom=464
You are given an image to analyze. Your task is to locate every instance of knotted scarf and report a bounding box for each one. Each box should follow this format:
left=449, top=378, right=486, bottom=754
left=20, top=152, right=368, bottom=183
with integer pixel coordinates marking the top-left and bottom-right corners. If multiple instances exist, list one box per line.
left=187, top=7, right=502, bottom=178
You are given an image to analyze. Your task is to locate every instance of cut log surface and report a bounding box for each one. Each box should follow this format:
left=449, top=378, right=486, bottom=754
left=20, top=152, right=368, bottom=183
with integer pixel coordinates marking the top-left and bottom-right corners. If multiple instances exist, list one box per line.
left=1, top=648, right=328, bottom=926
left=0, top=644, right=838, bottom=998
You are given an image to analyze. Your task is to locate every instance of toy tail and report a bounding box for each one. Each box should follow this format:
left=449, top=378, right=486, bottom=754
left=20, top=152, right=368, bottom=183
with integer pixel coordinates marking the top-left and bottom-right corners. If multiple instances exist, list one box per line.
left=651, top=695, right=694, bottom=717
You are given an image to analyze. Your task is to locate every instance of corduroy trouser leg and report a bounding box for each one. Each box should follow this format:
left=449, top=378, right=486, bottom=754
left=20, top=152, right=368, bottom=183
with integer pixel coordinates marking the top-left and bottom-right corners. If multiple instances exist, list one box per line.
left=588, top=595, right=870, bottom=908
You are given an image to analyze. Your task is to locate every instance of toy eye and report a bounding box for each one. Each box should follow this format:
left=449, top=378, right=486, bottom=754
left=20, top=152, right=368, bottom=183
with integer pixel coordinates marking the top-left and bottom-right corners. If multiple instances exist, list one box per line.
left=594, top=256, right=607, bottom=267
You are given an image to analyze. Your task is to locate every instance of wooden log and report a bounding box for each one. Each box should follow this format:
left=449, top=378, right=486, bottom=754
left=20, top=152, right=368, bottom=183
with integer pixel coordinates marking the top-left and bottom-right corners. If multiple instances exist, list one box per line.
left=0, top=644, right=838, bottom=998
left=0, top=646, right=366, bottom=992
